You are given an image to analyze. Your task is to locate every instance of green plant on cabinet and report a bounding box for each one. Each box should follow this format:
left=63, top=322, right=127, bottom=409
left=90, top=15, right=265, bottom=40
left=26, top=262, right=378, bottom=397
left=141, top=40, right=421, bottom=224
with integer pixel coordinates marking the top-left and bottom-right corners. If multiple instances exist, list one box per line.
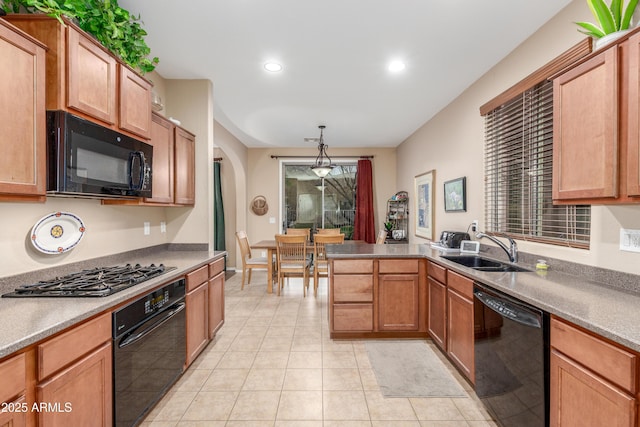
left=0, top=0, right=159, bottom=73
left=576, top=0, right=639, bottom=38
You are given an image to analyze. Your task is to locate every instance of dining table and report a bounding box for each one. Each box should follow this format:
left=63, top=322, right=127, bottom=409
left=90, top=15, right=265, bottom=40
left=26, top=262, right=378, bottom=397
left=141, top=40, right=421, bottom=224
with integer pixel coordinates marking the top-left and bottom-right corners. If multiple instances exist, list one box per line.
left=251, top=239, right=361, bottom=294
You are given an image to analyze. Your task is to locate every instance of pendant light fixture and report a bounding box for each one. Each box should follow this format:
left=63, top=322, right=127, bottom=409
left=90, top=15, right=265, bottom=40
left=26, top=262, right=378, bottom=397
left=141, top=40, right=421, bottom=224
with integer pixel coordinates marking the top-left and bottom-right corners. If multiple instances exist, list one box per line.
left=310, top=125, right=334, bottom=178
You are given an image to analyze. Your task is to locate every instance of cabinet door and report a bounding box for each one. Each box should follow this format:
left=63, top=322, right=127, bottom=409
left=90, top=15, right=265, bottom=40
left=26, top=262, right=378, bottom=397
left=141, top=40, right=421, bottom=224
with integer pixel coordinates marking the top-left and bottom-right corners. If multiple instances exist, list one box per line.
left=146, top=114, right=175, bottom=203
left=550, top=349, right=636, bottom=427
left=553, top=46, right=618, bottom=201
left=186, top=283, right=208, bottom=366
left=0, top=21, right=46, bottom=199
left=37, top=342, right=112, bottom=427
left=174, top=127, right=196, bottom=205
left=626, top=32, right=640, bottom=197
left=67, top=26, right=117, bottom=125
left=0, top=395, right=27, bottom=427
left=428, top=277, right=447, bottom=350
left=447, top=287, right=474, bottom=383
left=119, top=65, right=152, bottom=138
left=378, top=274, right=419, bottom=331
left=208, top=273, right=225, bottom=339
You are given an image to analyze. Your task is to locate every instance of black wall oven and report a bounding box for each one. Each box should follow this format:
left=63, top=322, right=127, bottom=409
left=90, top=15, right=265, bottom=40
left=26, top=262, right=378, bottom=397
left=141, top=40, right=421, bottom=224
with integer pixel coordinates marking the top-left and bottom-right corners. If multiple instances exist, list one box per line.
left=47, top=111, right=153, bottom=198
left=113, top=278, right=186, bottom=427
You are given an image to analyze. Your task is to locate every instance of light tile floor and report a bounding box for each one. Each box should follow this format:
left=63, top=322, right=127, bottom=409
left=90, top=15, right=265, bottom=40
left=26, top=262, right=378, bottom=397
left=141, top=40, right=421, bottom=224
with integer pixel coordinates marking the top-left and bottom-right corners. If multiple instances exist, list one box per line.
left=141, top=271, right=498, bottom=427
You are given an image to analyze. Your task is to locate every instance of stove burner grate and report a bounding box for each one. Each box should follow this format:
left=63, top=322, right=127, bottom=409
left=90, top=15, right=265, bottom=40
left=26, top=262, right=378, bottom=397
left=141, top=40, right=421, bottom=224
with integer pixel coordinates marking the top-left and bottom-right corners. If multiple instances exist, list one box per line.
left=3, top=264, right=171, bottom=297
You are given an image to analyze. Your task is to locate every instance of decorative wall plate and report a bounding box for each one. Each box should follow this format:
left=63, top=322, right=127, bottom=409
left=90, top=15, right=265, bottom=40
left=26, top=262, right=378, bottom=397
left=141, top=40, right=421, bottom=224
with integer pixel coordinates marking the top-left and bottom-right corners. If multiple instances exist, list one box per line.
left=31, top=212, right=86, bottom=254
left=251, top=195, right=269, bottom=216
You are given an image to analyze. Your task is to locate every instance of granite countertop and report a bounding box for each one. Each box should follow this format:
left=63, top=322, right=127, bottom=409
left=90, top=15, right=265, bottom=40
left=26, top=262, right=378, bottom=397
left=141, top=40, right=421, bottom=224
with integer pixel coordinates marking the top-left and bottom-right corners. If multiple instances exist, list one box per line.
left=0, top=247, right=226, bottom=359
left=327, top=243, right=640, bottom=353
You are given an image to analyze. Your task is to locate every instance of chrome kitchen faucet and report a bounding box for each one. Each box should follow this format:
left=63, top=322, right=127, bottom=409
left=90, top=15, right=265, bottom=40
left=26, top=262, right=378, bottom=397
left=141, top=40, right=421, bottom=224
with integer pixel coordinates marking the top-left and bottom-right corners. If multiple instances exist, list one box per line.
left=476, top=232, right=518, bottom=263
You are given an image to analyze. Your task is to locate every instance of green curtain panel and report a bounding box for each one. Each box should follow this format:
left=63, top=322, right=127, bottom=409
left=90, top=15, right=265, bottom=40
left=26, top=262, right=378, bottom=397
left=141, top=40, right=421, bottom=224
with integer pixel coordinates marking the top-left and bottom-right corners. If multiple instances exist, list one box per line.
left=214, top=161, right=226, bottom=250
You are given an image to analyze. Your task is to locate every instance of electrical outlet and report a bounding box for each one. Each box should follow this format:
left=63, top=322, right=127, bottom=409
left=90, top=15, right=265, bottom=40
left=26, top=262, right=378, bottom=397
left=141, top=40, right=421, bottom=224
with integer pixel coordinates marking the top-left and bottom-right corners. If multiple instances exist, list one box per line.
left=620, top=228, right=640, bottom=253
left=472, top=220, right=479, bottom=233
left=144, top=222, right=150, bottom=235
left=160, top=221, right=166, bottom=233
left=261, top=251, right=266, bottom=257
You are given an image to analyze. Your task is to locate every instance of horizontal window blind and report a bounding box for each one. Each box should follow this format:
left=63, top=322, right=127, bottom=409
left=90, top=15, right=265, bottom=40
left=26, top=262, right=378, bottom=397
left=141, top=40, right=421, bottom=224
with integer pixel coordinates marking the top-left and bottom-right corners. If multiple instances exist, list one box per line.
left=484, top=80, right=590, bottom=248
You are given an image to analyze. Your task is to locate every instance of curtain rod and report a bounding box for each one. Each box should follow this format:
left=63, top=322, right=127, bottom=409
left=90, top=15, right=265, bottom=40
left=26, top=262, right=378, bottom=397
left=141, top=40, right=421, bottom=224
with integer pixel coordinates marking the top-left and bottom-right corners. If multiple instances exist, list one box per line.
left=270, top=155, right=374, bottom=159
left=213, top=157, right=223, bottom=162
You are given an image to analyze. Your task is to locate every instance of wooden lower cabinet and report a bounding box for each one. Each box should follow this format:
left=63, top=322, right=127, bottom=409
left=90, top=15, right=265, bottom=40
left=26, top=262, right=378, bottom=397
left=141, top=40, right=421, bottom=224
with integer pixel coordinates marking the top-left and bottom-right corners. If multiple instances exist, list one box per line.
left=208, top=272, right=225, bottom=339
left=447, top=286, right=474, bottom=382
left=550, top=316, right=638, bottom=427
left=378, top=274, right=420, bottom=331
left=186, top=281, right=209, bottom=366
left=427, top=277, right=447, bottom=350
left=329, top=258, right=426, bottom=338
left=37, top=342, right=112, bottom=427
left=0, top=395, right=27, bottom=427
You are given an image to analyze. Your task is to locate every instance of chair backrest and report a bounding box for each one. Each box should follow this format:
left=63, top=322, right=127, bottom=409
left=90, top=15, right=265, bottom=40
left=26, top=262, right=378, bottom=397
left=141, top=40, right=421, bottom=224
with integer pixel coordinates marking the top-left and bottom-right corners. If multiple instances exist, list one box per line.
left=317, top=228, right=341, bottom=235
left=235, top=230, right=252, bottom=263
left=376, top=229, right=387, bottom=244
left=275, top=234, right=308, bottom=267
left=286, top=228, right=311, bottom=240
left=314, top=233, right=345, bottom=263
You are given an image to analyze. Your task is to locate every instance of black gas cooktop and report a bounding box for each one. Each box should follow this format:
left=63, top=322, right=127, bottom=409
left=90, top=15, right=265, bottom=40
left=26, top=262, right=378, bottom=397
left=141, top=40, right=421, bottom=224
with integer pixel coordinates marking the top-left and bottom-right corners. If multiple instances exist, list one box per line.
left=2, top=264, right=173, bottom=298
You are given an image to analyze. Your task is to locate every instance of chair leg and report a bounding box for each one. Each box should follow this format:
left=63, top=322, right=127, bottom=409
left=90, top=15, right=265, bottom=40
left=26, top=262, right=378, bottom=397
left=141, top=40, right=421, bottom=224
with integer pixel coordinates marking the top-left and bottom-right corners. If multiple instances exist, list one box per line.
left=248, top=268, right=252, bottom=284
left=314, top=269, right=318, bottom=297
left=241, top=267, right=246, bottom=290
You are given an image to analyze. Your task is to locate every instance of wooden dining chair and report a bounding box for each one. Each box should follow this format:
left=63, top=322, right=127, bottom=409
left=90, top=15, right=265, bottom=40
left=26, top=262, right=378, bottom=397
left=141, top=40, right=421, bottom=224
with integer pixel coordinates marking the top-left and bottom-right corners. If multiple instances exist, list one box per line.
left=376, top=229, right=388, bottom=244
left=317, top=228, right=341, bottom=235
left=275, top=234, right=311, bottom=296
left=312, top=233, right=344, bottom=296
left=286, top=228, right=311, bottom=240
left=235, top=230, right=270, bottom=290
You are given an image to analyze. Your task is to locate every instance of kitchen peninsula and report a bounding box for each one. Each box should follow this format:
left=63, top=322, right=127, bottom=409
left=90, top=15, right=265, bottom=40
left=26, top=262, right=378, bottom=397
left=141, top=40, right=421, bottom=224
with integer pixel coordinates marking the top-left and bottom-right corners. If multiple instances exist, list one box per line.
left=327, top=242, right=640, bottom=351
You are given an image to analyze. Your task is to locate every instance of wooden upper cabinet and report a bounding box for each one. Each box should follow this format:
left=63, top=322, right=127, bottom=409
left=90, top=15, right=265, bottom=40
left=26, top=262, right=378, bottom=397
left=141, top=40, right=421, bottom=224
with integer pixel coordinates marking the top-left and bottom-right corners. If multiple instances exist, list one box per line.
left=4, top=15, right=152, bottom=141
left=626, top=32, right=640, bottom=197
left=553, top=28, right=640, bottom=204
left=119, top=65, right=152, bottom=138
left=0, top=19, right=46, bottom=200
left=146, top=113, right=175, bottom=204
left=553, top=45, right=619, bottom=202
left=67, top=26, right=117, bottom=125
left=174, top=127, right=196, bottom=205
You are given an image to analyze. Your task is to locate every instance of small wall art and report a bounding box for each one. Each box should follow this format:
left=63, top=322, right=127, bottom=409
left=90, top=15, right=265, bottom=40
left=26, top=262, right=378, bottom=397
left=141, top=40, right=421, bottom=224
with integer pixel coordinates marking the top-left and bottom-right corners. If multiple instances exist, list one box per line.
left=444, top=177, right=466, bottom=212
left=414, top=170, right=435, bottom=240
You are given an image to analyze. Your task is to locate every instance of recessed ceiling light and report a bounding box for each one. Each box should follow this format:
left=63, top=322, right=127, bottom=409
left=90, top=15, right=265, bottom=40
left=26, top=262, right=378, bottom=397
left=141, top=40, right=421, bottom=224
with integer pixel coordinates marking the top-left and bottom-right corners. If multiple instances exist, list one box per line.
left=388, top=60, right=406, bottom=73
left=264, top=62, right=283, bottom=72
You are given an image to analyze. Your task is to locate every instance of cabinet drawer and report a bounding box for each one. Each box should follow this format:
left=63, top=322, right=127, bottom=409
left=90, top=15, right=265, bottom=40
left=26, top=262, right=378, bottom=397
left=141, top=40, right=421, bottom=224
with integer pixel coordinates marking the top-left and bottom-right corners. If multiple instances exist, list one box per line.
left=379, top=259, right=419, bottom=274
left=332, top=259, right=373, bottom=274
left=447, top=270, right=473, bottom=300
left=38, top=312, right=111, bottom=380
left=333, top=304, right=373, bottom=331
left=209, top=257, right=225, bottom=278
left=333, top=275, right=373, bottom=302
left=428, top=261, right=447, bottom=283
left=551, top=317, right=638, bottom=393
left=186, top=265, right=209, bottom=292
left=0, top=353, right=26, bottom=403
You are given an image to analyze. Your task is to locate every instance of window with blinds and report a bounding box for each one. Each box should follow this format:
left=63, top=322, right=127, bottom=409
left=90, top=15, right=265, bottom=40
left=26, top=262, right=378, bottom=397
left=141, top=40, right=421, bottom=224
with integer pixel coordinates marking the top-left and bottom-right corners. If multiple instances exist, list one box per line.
left=484, top=79, right=590, bottom=248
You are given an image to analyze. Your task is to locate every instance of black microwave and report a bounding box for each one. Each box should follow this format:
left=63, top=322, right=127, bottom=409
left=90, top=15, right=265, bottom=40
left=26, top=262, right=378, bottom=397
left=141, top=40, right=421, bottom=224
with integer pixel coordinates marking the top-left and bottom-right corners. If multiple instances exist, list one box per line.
left=47, top=111, right=152, bottom=198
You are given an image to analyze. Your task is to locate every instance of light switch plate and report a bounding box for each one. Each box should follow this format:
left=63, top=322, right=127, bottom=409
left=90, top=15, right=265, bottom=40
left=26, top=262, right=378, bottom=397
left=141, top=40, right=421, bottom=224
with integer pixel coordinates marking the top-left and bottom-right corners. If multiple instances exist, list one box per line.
left=269, top=217, right=276, bottom=224
left=620, top=228, right=640, bottom=253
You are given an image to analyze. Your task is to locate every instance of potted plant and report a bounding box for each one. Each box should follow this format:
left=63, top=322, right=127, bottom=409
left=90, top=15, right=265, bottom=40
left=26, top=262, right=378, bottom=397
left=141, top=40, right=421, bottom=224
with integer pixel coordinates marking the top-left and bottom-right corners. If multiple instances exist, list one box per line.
left=0, top=0, right=158, bottom=73
left=384, top=221, right=394, bottom=237
left=576, top=0, right=640, bottom=49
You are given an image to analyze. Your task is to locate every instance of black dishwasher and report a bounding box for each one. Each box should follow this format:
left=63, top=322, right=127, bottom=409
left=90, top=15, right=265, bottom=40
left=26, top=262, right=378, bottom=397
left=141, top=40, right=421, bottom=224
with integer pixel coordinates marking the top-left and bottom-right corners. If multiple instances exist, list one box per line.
left=473, top=282, right=549, bottom=427
left=113, top=278, right=186, bottom=427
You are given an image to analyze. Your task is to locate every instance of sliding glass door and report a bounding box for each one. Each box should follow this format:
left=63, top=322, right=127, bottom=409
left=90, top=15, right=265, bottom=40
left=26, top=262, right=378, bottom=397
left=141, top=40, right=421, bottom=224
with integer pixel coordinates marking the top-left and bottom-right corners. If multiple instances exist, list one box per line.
left=283, top=163, right=357, bottom=239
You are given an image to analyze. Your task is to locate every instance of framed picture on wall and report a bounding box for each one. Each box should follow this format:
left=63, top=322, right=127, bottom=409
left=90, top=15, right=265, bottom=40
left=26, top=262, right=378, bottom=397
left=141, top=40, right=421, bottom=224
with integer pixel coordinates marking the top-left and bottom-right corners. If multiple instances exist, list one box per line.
left=414, top=170, right=435, bottom=240
left=444, top=177, right=466, bottom=212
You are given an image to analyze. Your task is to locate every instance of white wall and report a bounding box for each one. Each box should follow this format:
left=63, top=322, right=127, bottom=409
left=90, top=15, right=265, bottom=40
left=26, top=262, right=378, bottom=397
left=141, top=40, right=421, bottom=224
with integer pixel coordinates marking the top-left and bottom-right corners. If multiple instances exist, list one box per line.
left=397, top=0, right=640, bottom=275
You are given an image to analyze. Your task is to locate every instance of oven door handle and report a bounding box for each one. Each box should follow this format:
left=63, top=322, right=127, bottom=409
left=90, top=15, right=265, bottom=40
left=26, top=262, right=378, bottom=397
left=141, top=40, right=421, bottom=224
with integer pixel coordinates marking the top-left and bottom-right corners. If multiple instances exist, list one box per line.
left=119, top=302, right=185, bottom=348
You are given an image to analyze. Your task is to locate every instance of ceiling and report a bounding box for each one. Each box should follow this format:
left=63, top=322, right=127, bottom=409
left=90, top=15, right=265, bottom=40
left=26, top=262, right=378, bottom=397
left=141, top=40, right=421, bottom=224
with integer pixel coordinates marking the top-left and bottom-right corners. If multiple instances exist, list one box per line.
left=119, top=0, right=573, bottom=149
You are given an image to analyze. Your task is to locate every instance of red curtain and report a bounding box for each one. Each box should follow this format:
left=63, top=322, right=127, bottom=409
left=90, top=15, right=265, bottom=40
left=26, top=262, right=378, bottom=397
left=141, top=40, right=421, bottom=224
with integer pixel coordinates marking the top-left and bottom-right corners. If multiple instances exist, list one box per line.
left=353, top=159, right=375, bottom=243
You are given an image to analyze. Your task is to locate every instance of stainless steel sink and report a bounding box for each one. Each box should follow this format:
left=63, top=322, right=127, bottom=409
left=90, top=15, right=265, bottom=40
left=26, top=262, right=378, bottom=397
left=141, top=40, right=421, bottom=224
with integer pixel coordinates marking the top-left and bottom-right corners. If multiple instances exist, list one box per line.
left=441, top=255, right=532, bottom=272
